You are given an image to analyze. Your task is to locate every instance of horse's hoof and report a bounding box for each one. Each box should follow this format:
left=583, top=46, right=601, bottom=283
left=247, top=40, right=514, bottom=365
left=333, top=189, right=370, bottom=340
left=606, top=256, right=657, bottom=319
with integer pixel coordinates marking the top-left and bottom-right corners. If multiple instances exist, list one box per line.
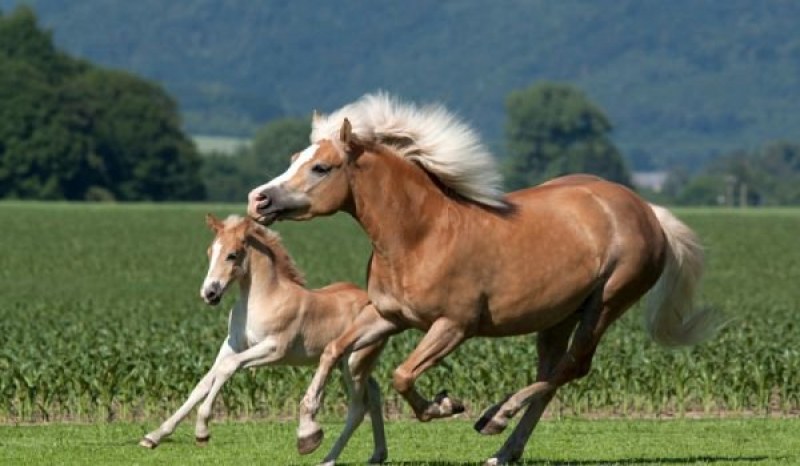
left=434, top=390, right=465, bottom=415
left=476, top=418, right=507, bottom=436
left=138, top=437, right=158, bottom=449
left=297, top=428, right=324, bottom=455
left=367, top=449, right=388, bottom=464
left=195, top=435, right=210, bottom=446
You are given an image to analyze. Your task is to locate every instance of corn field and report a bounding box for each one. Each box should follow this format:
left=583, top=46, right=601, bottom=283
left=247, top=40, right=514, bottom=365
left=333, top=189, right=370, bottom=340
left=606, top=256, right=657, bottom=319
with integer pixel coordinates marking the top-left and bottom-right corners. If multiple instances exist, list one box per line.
left=1, top=203, right=798, bottom=422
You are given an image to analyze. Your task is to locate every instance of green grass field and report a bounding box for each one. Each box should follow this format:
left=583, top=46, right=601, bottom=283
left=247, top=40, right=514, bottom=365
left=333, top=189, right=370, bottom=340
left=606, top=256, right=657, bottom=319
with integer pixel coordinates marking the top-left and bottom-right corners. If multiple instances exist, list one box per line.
left=2, top=419, right=799, bottom=465
left=1, top=202, right=799, bottom=463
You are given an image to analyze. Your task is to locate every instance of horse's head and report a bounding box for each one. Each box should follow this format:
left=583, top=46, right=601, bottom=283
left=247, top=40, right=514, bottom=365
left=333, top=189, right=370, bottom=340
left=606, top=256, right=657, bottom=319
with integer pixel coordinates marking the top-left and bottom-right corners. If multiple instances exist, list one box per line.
left=201, top=214, right=255, bottom=305
left=247, top=119, right=362, bottom=225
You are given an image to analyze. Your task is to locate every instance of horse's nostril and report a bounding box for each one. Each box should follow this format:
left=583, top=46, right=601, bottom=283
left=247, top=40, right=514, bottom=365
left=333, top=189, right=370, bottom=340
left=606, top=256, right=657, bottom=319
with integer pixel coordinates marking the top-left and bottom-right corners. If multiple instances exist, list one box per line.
left=255, top=191, right=268, bottom=202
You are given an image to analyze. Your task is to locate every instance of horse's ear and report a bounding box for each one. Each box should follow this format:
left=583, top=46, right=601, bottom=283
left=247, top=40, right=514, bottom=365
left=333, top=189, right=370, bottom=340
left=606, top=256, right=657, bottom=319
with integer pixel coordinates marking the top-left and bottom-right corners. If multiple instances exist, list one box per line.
left=205, top=213, right=223, bottom=232
left=312, top=109, right=323, bottom=124
left=339, top=118, right=364, bottom=159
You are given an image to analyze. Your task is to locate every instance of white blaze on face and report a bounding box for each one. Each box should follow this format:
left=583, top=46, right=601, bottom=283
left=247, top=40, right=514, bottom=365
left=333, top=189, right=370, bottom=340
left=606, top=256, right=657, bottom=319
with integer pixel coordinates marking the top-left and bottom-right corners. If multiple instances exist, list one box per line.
left=258, top=144, right=320, bottom=192
left=202, top=240, right=223, bottom=291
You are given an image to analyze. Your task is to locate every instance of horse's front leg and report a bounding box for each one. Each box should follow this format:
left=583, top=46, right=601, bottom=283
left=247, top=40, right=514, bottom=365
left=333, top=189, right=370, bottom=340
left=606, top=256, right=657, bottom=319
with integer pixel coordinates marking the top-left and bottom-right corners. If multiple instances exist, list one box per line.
left=298, top=305, right=399, bottom=456
left=193, top=337, right=284, bottom=443
left=392, top=318, right=466, bottom=422
left=139, top=339, right=235, bottom=448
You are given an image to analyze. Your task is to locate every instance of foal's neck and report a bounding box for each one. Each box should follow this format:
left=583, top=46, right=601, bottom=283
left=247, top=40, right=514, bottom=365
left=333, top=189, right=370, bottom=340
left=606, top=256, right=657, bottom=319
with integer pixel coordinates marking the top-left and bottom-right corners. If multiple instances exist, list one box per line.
left=239, top=238, right=294, bottom=301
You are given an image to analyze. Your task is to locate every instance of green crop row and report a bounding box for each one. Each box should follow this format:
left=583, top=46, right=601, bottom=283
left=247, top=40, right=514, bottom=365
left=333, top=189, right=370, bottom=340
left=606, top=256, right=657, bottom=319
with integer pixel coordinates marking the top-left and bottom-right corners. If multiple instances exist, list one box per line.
left=1, top=203, right=798, bottom=422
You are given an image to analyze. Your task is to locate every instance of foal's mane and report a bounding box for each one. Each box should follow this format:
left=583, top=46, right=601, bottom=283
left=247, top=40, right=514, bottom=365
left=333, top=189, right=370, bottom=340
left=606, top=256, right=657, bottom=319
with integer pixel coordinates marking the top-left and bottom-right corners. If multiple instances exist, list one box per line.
left=223, top=215, right=306, bottom=286
left=311, top=92, right=507, bottom=209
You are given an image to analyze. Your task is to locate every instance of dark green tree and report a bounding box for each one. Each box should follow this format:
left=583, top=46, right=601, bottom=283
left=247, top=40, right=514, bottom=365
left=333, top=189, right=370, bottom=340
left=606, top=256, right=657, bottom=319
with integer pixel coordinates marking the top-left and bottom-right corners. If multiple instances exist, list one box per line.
left=503, top=82, right=631, bottom=190
left=200, top=117, right=310, bottom=202
left=246, top=117, right=311, bottom=180
left=64, top=69, right=205, bottom=200
left=0, top=7, right=204, bottom=201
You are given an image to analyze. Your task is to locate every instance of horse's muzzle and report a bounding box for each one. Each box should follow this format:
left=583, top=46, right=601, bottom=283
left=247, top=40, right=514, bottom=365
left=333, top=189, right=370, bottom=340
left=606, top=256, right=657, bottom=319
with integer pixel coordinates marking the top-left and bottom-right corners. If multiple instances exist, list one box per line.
left=247, top=187, right=285, bottom=225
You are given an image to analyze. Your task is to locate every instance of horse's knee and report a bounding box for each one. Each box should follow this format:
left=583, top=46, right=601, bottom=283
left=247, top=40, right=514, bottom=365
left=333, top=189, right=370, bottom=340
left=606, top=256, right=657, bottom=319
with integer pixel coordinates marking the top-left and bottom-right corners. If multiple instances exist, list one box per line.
left=392, top=367, right=414, bottom=394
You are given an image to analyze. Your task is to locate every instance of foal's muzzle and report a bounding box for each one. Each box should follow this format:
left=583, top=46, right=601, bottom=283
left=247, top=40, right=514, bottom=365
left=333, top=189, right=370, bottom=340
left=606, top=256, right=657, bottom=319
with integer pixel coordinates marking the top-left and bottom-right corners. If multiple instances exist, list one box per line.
left=202, top=282, right=223, bottom=306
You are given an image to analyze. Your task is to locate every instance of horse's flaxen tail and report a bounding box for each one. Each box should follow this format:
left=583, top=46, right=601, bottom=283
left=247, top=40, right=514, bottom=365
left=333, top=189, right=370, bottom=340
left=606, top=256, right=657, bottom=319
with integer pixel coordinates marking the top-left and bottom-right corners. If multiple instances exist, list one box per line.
left=643, top=204, right=721, bottom=347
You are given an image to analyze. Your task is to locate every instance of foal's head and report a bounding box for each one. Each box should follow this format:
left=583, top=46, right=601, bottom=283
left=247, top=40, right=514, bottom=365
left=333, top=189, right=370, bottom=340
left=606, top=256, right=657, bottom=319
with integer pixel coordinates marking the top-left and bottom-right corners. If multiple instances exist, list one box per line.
left=200, top=214, right=304, bottom=305
left=247, top=119, right=362, bottom=225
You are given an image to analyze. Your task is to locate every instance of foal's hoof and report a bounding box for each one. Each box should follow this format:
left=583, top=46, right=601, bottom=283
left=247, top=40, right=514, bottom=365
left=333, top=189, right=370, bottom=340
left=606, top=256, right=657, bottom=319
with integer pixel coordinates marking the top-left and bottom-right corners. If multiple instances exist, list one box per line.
left=195, top=435, right=211, bottom=446
left=297, top=428, right=324, bottom=455
left=138, top=436, right=158, bottom=449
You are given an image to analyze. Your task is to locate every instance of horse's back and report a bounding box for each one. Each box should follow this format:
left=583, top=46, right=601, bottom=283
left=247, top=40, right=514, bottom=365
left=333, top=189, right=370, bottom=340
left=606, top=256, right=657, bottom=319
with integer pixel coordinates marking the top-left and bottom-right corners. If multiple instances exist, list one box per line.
left=464, top=175, right=667, bottom=335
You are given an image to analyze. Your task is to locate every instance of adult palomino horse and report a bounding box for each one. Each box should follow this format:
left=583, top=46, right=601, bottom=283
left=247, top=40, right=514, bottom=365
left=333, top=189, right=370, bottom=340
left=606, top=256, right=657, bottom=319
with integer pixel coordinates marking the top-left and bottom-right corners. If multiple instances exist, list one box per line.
left=247, top=94, right=720, bottom=465
left=140, top=214, right=388, bottom=466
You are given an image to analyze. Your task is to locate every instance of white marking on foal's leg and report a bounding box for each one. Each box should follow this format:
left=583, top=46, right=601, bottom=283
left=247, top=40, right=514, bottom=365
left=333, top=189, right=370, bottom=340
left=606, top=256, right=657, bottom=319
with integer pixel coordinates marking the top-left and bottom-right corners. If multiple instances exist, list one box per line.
left=141, top=341, right=235, bottom=448
left=194, top=339, right=280, bottom=442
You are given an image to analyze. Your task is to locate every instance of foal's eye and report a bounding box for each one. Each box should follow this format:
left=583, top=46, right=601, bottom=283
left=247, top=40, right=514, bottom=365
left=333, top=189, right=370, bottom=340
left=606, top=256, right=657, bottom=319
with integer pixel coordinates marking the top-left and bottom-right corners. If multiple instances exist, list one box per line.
left=225, top=252, right=238, bottom=261
left=311, top=163, right=332, bottom=175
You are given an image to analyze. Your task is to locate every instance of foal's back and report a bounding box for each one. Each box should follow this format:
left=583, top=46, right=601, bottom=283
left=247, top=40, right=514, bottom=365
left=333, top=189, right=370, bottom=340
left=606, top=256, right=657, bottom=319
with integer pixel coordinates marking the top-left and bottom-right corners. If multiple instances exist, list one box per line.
left=271, top=281, right=370, bottom=364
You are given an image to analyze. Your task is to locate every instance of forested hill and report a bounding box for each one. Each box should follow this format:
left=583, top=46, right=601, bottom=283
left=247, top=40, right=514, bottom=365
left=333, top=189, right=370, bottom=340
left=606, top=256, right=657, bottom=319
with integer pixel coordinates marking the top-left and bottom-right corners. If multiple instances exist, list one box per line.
left=3, top=0, right=800, bottom=170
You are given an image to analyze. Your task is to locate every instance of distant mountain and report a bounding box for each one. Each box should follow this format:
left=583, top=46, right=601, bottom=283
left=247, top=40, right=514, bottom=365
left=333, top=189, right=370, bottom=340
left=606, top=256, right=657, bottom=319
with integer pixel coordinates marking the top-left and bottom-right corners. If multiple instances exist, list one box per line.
left=3, top=0, right=800, bottom=170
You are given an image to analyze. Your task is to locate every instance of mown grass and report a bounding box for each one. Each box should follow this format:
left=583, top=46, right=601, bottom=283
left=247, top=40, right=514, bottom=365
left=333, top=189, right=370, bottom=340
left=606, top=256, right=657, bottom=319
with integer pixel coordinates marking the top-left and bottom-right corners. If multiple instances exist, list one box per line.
left=1, top=418, right=799, bottom=465
left=1, top=203, right=799, bottom=423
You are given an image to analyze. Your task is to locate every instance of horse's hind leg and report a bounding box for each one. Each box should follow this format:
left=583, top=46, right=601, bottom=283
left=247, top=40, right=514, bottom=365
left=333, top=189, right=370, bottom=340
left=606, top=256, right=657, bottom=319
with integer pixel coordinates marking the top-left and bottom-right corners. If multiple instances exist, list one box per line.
left=485, top=282, right=645, bottom=465
left=319, top=341, right=388, bottom=466
left=474, top=313, right=578, bottom=436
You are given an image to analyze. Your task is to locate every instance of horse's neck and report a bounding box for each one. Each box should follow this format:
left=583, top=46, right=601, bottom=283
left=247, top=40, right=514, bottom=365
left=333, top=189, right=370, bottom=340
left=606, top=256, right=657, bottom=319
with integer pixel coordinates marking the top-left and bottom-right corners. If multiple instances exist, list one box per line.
left=348, top=151, right=451, bottom=258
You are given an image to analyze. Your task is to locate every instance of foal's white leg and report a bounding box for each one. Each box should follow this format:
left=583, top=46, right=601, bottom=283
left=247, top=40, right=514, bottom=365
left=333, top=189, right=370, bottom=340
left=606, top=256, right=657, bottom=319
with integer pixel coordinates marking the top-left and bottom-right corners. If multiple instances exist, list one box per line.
left=140, top=340, right=235, bottom=448
left=194, top=338, right=282, bottom=441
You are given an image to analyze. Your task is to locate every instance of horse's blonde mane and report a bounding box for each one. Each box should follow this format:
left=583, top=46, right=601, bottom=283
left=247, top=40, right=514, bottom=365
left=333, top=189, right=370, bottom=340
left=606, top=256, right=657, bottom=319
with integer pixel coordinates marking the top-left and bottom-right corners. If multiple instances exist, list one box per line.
left=311, top=92, right=507, bottom=208
left=223, top=215, right=306, bottom=286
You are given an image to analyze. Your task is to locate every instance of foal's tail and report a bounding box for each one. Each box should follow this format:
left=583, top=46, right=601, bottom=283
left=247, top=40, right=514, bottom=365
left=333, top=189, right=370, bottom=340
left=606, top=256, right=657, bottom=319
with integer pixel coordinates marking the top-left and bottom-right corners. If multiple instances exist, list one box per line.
left=643, top=204, right=721, bottom=347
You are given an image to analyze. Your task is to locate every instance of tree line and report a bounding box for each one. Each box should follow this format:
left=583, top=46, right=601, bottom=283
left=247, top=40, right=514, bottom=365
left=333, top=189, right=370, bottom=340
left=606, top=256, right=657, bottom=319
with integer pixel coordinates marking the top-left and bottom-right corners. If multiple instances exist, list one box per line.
left=2, top=7, right=797, bottom=205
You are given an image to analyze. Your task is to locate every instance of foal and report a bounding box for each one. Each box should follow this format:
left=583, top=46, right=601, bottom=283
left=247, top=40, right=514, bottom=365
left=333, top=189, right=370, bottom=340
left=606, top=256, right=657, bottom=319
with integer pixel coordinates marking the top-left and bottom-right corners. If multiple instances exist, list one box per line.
left=139, top=214, right=387, bottom=465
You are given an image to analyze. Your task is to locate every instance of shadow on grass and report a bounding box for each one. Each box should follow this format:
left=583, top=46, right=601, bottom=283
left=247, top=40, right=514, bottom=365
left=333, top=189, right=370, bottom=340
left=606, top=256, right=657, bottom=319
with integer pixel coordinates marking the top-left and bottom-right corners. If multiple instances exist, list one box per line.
left=329, top=456, right=773, bottom=466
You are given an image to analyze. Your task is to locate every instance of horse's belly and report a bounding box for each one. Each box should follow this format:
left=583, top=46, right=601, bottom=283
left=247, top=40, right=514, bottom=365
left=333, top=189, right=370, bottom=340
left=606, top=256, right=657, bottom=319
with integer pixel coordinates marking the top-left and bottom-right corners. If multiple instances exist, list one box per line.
left=476, top=273, right=596, bottom=337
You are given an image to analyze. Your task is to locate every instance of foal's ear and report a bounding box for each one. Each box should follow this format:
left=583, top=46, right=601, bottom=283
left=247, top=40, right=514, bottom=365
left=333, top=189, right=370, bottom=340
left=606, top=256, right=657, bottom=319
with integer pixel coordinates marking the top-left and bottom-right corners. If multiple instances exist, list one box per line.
left=339, top=118, right=364, bottom=159
left=312, top=109, right=323, bottom=124
left=243, top=216, right=258, bottom=237
left=205, top=213, right=223, bottom=232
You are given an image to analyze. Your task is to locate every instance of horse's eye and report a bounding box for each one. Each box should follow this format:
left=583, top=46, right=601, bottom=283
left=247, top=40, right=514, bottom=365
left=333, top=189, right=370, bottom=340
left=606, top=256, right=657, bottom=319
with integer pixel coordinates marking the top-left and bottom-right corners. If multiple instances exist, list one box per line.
left=226, top=252, right=238, bottom=261
left=311, top=163, right=331, bottom=175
